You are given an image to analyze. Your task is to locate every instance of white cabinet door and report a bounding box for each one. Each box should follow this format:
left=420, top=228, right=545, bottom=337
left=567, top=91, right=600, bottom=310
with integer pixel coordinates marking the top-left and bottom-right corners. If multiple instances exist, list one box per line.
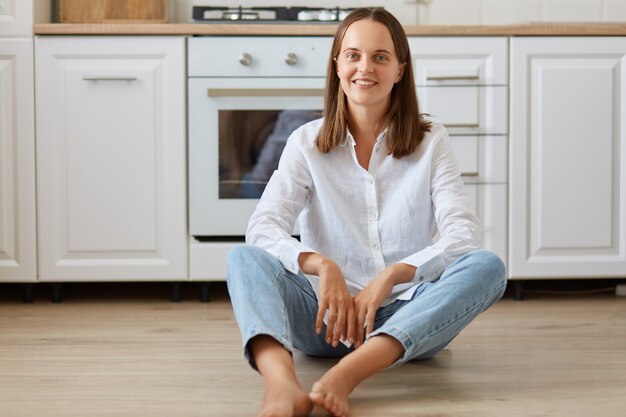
left=510, top=37, right=626, bottom=278
left=0, top=38, right=36, bottom=282
left=35, top=36, right=188, bottom=281
left=0, top=0, right=32, bottom=36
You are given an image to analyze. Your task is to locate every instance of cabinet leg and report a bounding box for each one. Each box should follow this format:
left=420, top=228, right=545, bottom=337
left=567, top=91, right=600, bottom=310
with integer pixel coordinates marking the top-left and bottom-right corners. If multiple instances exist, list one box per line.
left=200, top=283, right=211, bottom=303
left=23, top=284, right=34, bottom=303
left=51, top=283, right=62, bottom=303
left=171, top=283, right=182, bottom=302
left=513, top=281, right=524, bottom=301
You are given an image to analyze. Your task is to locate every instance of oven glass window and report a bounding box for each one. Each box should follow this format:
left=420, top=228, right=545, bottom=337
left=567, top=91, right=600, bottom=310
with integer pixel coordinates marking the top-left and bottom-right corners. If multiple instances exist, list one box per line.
left=219, top=110, right=321, bottom=199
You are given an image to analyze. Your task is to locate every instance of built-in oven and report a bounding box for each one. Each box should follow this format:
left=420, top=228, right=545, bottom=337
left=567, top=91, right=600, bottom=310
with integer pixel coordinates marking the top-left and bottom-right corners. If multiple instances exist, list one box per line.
left=188, top=36, right=331, bottom=238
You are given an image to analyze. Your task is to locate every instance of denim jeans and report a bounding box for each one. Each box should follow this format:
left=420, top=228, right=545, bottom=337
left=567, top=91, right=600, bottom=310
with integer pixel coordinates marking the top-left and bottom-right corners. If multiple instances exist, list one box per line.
left=226, top=245, right=507, bottom=369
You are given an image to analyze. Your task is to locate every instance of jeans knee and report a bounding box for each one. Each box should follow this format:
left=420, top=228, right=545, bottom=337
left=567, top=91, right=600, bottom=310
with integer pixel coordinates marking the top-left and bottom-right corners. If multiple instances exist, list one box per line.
left=227, top=245, right=262, bottom=282
left=469, top=249, right=507, bottom=290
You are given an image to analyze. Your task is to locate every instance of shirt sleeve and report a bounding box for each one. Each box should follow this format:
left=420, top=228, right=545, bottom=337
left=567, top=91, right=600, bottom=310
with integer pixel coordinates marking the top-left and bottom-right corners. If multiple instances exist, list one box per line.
left=399, top=128, right=482, bottom=282
left=245, top=133, right=318, bottom=274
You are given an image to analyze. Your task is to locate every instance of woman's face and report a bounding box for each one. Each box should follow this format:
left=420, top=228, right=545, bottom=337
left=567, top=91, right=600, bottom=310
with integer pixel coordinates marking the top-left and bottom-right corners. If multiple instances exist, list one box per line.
left=335, top=19, right=405, bottom=116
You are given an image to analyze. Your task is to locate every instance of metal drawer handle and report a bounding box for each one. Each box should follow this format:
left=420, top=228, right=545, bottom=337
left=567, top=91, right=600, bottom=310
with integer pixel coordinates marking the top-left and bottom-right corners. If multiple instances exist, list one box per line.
left=461, top=172, right=479, bottom=177
left=427, top=75, right=480, bottom=81
left=208, top=88, right=325, bottom=97
left=446, top=123, right=480, bottom=129
left=83, top=76, right=137, bottom=81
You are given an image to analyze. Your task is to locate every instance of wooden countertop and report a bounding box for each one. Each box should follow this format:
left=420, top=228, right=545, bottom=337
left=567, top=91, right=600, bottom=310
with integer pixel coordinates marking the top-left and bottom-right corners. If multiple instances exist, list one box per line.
left=33, top=22, right=626, bottom=36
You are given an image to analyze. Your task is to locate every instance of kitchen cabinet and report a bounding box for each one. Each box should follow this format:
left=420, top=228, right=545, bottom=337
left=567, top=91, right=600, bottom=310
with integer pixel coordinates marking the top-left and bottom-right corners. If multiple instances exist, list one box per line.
left=35, top=36, right=188, bottom=282
left=0, top=0, right=32, bottom=36
left=0, top=38, right=37, bottom=283
left=510, top=37, right=626, bottom=278
left=409, top=37, right=509, bottom=265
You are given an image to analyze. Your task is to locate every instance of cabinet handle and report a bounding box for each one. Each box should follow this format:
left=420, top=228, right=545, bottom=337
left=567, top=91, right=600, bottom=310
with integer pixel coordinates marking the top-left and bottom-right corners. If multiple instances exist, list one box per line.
left=207, top=88, right=324, bottom=97
left=83, top=76, right=138, bottom=81
left=445, top=123, right=480, bottom=129
left=426, top=75, right=480, bottom=81
left=461, top=172, right=479, bottom=177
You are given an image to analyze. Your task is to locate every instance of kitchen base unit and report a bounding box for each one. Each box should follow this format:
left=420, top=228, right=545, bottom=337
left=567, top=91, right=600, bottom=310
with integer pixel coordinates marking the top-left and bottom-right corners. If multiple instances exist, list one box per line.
left=35, top=36, right=188, bottom=282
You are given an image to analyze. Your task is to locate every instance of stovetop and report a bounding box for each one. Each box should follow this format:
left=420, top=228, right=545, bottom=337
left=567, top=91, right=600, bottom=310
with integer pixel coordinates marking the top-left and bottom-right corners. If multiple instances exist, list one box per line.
left=192, top=6, right=369, bottom=23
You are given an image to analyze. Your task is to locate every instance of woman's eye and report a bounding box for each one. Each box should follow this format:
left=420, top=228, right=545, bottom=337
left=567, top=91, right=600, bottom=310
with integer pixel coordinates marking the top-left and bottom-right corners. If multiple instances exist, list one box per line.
left=346, top=53, right=359, bottom=61
left=375, top=55, right=389, bottom=62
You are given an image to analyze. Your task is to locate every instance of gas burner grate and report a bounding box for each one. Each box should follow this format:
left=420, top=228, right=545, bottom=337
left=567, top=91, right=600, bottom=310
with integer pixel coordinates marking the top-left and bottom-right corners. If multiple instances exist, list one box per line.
left=192, top=6, right=380, bottom=23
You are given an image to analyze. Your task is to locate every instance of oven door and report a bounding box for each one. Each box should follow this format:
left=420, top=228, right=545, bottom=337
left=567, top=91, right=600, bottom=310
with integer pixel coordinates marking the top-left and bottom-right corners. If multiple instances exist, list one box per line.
left=189, top=77, right=324, bottom=237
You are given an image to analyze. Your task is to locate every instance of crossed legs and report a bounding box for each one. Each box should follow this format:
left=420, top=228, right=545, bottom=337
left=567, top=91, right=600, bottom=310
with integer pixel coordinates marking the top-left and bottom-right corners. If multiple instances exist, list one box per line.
left=227, top=246, right=506, bottom=417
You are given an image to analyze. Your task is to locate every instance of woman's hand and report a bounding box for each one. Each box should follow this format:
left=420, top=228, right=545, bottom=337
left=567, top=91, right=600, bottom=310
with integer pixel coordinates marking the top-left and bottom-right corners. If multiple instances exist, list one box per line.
left=298, top=253, right=356, bottom=348
left=353, top=263, right=417, bottom=348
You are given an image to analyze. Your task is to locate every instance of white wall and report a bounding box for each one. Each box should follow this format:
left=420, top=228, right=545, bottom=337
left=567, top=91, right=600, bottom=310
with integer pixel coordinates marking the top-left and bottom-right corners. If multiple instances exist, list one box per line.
left=173, top=0, right=626, bottom=24
left=426, top=0, right=626, bottom=24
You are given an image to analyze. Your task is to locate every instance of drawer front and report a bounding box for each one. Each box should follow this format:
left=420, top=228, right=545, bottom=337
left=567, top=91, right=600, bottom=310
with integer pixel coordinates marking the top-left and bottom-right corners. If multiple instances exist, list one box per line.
left=409, top=37, right=508, bottom=86
left=188, top=36, right=331, bottom=77
left=464, top=184, right=508, bottom=265
left=450, top=136, right=507, bottom=184
left=418, top=86, right=507, bottom=134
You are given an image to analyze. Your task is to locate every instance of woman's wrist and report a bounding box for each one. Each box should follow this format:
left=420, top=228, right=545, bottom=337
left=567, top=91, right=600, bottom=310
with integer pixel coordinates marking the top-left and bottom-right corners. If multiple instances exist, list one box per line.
left=298, top=252, right=338, bottom=276
left=387, top=263, right=417, bottom=286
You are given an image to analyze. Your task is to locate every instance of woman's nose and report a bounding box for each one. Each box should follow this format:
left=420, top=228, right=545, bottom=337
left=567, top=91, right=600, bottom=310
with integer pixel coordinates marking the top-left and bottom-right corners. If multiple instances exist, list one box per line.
left=358, top=58, right=373, bottom=73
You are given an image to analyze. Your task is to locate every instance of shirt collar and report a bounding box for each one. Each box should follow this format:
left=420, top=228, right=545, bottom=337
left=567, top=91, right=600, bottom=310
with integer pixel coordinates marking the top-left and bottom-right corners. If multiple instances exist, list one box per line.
left=340, top=128, right=388, bottom=148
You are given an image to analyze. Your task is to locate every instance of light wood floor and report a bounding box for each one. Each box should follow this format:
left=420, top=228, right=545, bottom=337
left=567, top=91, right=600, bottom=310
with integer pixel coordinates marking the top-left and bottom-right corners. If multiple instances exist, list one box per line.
left=1, top=283, right=625, bottom=417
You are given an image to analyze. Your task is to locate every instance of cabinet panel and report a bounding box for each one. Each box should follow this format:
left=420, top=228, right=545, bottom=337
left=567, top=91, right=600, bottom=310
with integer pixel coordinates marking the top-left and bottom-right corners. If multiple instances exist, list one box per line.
left=409, top=37, right=508, bottom=85
left=35, top=36, right=187, bottom=281
left=451, top=136, right=507, bottom=184
left=0, top=0, right=31, bottom=36
left=510, top=37, right=626, bottom=278
left=418, top=86, right=508, bottom=134
left=0, top=39, right=36, bottom=282
left=465, top=184, right=507, bottom=264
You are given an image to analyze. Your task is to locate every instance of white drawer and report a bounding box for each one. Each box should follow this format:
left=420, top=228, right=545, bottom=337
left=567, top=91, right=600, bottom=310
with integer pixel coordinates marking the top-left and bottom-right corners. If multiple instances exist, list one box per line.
left=451, top=136, right=507, bottom=184
left=188, top=36, right=331, bottom=77
left=464, top=183, right=507, bottom=266
left=418, top=86, right=508, bottom=135
left=409, top=37, right=508, bottom=86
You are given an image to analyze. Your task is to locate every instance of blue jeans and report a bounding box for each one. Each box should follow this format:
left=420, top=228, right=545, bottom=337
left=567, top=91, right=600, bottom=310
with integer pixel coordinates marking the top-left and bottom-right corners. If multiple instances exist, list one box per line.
left=226, top=245, right=506, bottom=369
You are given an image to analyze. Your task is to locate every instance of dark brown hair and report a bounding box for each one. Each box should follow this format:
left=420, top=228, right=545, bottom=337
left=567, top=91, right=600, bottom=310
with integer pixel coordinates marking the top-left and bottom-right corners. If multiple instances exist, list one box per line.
left=316, top=8, right=431, bottom=157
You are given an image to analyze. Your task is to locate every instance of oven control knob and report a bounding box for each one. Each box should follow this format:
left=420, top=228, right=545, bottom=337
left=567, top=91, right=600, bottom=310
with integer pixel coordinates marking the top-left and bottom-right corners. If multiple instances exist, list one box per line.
left=285, top=52, right=298, bottom=66
left=239, top=53, right=253, bottom=66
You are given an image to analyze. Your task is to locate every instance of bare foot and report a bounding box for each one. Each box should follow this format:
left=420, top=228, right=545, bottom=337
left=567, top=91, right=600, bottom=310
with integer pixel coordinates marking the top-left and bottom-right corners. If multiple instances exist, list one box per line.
left=259, top=377, right=312, bottom=417
left=309, top=368, right=354, bottom=417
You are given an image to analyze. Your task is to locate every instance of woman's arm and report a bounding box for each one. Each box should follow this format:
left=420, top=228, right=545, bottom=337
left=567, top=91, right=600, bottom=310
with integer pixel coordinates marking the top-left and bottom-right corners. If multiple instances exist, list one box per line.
left=298, top=252, right=356, bottom=348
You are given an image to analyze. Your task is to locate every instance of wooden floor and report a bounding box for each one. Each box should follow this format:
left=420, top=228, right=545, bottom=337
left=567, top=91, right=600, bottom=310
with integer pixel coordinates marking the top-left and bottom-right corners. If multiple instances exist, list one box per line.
left=1, top=282, right=625, bottom=417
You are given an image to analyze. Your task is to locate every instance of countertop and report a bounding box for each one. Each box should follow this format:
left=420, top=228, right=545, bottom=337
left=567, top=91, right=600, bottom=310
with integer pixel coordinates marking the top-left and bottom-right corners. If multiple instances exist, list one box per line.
left=33, top=22, right=626, bottom=36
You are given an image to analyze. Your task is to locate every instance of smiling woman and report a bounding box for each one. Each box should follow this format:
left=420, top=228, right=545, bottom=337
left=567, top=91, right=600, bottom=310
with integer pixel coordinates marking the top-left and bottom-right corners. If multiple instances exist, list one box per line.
left=226, top=7, right=507, bottom=417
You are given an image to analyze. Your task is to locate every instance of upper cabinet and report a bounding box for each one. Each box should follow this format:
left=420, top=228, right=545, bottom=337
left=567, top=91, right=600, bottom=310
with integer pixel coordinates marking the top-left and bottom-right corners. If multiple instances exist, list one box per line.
left=510, top=37, right=626, bottom=278
left=0, top=38, right=37, bottom=282
left=35, top=36, right=188, bottom=281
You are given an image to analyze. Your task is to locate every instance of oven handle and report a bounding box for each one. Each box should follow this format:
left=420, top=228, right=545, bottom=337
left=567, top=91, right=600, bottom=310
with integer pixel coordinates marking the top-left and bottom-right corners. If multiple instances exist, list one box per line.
left=207, top=88, right=325, bottom=97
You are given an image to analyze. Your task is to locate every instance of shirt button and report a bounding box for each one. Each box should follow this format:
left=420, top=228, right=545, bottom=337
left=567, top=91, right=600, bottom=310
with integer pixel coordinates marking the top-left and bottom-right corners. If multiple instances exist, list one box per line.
left=369, top=212, right=378, bottom=220
left=372, top=243, right=380, bottom=250
left=418, top=276, right=424, bottom=282
left=368, top=178, right=374, bottom=185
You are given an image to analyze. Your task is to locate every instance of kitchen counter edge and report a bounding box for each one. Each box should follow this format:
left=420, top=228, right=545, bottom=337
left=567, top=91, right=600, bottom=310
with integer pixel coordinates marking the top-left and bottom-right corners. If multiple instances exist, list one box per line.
left=33, top=22, right=626, bottom=36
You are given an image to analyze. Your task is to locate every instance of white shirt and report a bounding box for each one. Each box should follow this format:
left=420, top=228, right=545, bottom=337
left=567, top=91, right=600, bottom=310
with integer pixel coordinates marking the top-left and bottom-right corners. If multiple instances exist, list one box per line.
left=246, top=118, right=481, bottom=306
